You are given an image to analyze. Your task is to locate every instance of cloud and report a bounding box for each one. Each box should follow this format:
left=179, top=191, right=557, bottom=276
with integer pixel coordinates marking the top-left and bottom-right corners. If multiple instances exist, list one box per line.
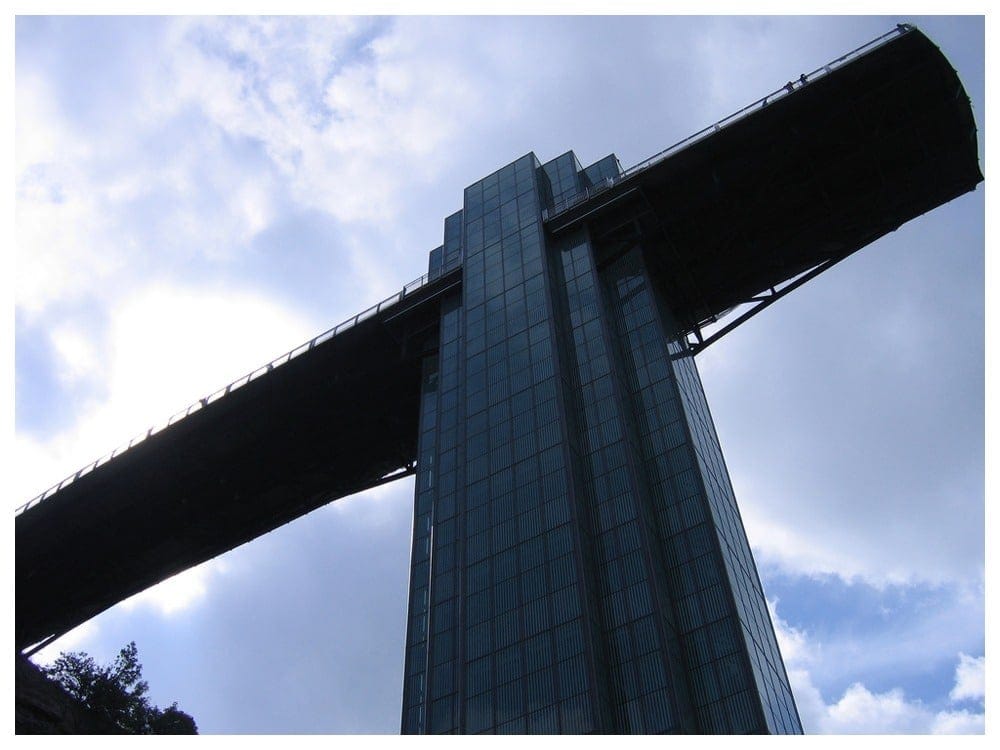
left=949, top=653, right=985, bottom=703
left=698, top=206, right=984, bottom=588
left=326, top=474, right=417, bottom=531
left=16, top=155, right=125, bottom=319
left=16, top=31, right=279, bottom=318
left=822, top=683, right=935, bottom=734
left=118, top=558, right=229, bottom=618
left=15, top=15, right=983, bottom=733
left=160, top=17, right=485, bottom=226
left=770, top=601, right=984, bottom=734
left=15, top=282, right=315, bottom=504
left=930, top=709, right=986, bottom=734
left=812, top=683, right=984, bottom=735
left=48, top=322, right=102, bottom=386
left=686, top=18, right=984, bottom=592
left=19, top=281, right=315, bottom=662
left=15, top=16, right=509, bottom=338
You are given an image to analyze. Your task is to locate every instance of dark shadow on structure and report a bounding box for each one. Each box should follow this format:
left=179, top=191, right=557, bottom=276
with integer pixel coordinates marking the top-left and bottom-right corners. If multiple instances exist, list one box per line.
left=15, top=652, right=119, bottom=734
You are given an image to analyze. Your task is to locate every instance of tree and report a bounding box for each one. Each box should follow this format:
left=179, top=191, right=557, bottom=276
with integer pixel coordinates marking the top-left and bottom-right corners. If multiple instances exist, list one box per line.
left=42, top=641, right=197, bottom=734
left=148, top=703, right=199, bottom=734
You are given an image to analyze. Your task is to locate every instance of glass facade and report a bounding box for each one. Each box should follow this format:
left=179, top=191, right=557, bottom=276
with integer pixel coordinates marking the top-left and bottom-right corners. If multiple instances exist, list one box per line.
left=401, top=150, right=802, bottom=734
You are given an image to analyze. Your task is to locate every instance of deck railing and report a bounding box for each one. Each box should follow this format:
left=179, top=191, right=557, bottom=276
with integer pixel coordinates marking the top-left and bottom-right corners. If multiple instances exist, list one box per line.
left=17, top=24, right=914, bottom=516
left=16, top=256, right=462, bottom=516
left=543, top=24, right=913, bottom=221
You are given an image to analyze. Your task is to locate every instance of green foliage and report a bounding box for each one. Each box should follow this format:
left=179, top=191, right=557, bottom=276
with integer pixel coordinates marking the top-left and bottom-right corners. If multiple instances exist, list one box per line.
left=148, top=703, right=199, bottom=734
left=42, top=641, right=197, bottom=734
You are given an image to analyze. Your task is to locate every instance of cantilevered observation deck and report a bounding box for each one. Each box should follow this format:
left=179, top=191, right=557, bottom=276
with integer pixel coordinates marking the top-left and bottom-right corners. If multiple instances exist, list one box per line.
left=16, top=26, right=982, bottom=652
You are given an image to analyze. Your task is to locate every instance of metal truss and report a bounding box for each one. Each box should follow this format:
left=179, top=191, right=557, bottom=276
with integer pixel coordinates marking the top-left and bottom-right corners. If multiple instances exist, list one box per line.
left=683, top=252, right=852, bottom=355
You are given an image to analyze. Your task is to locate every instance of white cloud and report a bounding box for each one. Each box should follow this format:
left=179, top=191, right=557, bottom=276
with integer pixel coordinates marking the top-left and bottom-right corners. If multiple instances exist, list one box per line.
left=15, top=17, right=495, bottom=332
left=49, top=322, right=102, bottom=386
left=16, top=281, right=318, bottom=656
left=770, top=601, right=984, bottom=734
left=747, top=507, right=881, bottom=583
left=812, top=683, right=983, bottom=735
left=16, top=21, right=295, bottom=320
left=14, top=16, right=983, bottom=732
left=158, top=17, right=482, bottom=226
left=822, top=683, right=933, bottom=734
left=16, top=159, right=125, bottom=319
left=119, top=558, right=229, bottom=617
left=770, top=601, right=813, bottom=668
left=930, top=710, right=986, bottom=734
left=15, top=68, right=92, bottom=175
left=326, top=474, right=415, bottom=531
left=15, top=282, right=315, bottom=505
left=949, top=653, right=985, bottom=703
left=700, top=291, right=984, bottom=589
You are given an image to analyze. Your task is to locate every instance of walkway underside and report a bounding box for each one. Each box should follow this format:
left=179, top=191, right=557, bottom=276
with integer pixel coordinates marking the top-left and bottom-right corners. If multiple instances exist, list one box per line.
left=549, top=28, right=981, bottom=344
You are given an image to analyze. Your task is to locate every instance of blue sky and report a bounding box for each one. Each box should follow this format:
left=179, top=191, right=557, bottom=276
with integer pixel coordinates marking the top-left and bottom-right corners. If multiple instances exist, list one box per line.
left=14, top=15, right=985, bottom=734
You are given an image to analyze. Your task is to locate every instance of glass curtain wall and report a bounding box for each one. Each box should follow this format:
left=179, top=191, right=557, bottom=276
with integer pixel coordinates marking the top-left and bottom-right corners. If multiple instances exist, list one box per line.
left=401, top=149, right=802, bottom=735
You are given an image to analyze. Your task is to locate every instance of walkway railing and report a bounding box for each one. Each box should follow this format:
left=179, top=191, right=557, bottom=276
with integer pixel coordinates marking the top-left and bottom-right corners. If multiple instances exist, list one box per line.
left=543, top=24, right=914, bottom=221
left=17, top=25, right=914, bottom=516
left=16, top=257, right=462, bottom=516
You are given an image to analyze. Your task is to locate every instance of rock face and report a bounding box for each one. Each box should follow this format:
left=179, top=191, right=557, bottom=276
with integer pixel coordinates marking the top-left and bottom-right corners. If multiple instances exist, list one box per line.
left=15, top=651, right=119, bottom=734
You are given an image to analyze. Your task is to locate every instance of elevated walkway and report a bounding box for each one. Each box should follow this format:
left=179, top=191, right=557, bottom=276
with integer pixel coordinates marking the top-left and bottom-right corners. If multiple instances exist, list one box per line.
left=16, top=26, right=982, bottom=652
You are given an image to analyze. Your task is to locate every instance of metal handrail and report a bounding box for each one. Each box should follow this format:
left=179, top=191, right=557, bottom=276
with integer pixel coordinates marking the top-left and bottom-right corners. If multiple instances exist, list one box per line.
left=15, top=255, right=463, bottom=516
left=543, top=24, right=914, bottom=221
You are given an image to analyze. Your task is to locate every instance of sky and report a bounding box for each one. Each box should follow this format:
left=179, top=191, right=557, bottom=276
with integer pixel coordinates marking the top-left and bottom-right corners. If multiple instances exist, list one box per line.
left=12, top=13, right=986, bottom=734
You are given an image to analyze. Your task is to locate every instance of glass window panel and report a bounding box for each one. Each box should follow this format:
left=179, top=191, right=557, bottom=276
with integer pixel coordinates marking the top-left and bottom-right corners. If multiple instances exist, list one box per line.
left=431, top=661, right=453, bottom=698
left=553, top=586, right=581, bottom=625
left=496, top=678, right=524, bottom=723
left=554, top=619, right=583, bottom=660
left=559, top=694, right=592, bottom=734
left=527, top=667, right=554, bottom=711
left=467, top=621, right=492, bottom=660
left=429, top=695, right=454, bottom=733
left=525, top=632, right=553, bottom=673
left=557, top=655, right=587, bottom=698
left=528, top=706, right=558, bottom=733
left=465, top=692, right=493, bottom=733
